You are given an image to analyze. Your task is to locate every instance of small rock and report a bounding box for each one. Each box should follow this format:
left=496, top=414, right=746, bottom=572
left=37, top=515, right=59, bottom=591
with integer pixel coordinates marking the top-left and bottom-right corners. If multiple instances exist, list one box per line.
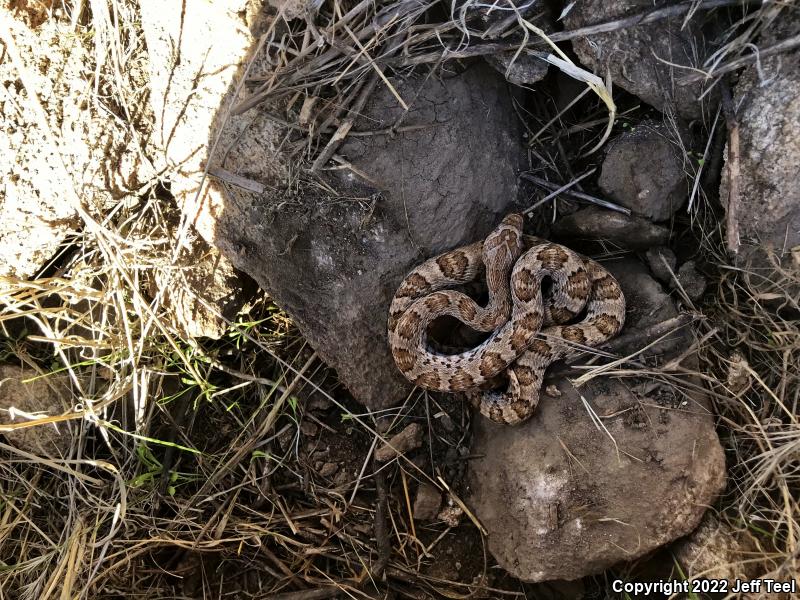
left=564, top=0, right=711, bottom=119
left=726, top=351, right=751, bottom=396
left=599, top=122, right=688, bottom=221
left=674, top=260, right=706, bottom=301
left=438, top=504, right=464, bottom=528
left=544, top=384, right=561, bottom=398
left=374, top=422, right=424, bottom=462
left=317, top=462, right=339, bottom=478
left=552, top=207, right=669, bottom=249
left=477, top=0, right=552, bottom=86
left=299, top=420, right=319, bottom=437
left=0, top=365, right=72, bottom=457
left=466, top=260, right=725, bottom=582
left=645, top=246, right=677, bottom=283
left=485, top=53, right=549, bottom=87
left=413, top=482, right=442, bottom=521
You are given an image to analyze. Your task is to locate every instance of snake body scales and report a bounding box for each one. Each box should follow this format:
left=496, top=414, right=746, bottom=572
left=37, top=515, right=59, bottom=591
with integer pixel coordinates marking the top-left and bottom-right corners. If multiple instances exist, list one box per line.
left=387, top=213, right=626, bottom=425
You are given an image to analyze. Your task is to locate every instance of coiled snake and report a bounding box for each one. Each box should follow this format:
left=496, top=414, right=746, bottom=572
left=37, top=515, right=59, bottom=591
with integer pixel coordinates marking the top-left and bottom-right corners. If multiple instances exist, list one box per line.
left=387, top=213, right=626, bottom=425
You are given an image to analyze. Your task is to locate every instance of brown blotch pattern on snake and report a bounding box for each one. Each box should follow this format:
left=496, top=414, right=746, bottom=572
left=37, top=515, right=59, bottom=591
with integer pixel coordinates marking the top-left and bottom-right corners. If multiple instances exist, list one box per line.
left=393, top=348, right=416, bottom=372
left=479, top=351, right=507, bottom=378
left=396, top=273, right=430, bottom=297
left=415, top=371, right=441, bottom=389
left=561, top=326, right=587, bottom=344
left=449, top=369, right=475, bottom=389
left=457, top=296, right=477, bottom=321
left=595, top=313, right=622, bottom=336
left=436, top=252, right=470, bottom=279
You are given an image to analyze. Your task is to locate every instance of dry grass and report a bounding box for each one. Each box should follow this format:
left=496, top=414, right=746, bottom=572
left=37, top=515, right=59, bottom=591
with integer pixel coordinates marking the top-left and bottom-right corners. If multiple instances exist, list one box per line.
left=0, top=0, right=799, bottom=598
left=699, top=244, right=800, bottom=580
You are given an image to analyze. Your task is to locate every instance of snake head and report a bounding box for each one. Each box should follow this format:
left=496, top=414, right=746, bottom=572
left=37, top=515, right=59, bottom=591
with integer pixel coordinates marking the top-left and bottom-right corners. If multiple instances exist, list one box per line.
left=483, top=213, right=525, bottom=266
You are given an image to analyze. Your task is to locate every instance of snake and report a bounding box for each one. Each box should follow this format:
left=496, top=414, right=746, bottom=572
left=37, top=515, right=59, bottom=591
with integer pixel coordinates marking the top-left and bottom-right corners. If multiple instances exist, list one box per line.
left=387, top=213, right=626, bottom=425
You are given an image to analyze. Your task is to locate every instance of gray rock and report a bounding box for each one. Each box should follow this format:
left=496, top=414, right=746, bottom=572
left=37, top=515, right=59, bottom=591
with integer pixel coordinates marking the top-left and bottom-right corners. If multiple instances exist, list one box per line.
left=721, top=19, right=800, bottom=276
left=552, top=206, right=669, bottom=249
left=204, top=64, right=528, bottom=410
left=477, top=0, right=552, bottom=86
left=413, top=481, right=443, bottom=521
left=645, top=246, right=677, bottom=283
left=674, top=260, right=706, bottom=302
left=466, top=259, right=726, bottom=582
left=375, top=422, right=424, bottom=462
left=563, top=0, right=712, bottom=119
left=599, top=122, right=688, bottom=221
left=484, top=52, right=549, bottom=87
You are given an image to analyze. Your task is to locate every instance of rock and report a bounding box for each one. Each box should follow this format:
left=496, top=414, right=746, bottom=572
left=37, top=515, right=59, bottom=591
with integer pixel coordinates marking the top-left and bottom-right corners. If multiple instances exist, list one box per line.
left=466, top=259, right=726, bottom=582
left=485, top=53, right=549, bottom=87
left=674, top=260, right=706, bottom=302
left=672, top=514, right=748, bottom=581
left=154, top=236, right=257, bottom=339
left=645, top=246, right=677, bottom=283
left=318, top=462, right=339, bottom=478
left=300, top=420, right=319, bottom=437
left=413, top=482, right=443, bottom=521
left=563, top=0, right=712, bottom=119
left=375, top=422, right=424, bottom=462
left=158, top=56, right=528, bottom=409
left=726, top=351, right=751, bottom=396
left=473, top=0, right=552, bottom=86
left=0, top=365, right=72, bottom=457
left=552, top=207, right=669, bottom=249
left=599, top=122, right=688, bottom=221
left=0, top=6, right=153, bottom=278
left=610, top=259, right=683, bottom=356
left=721, top=20, right=800, bottom=275
left=438, top=503, right=464, bottom=528
left=139, top=0, right=289, bottom=253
